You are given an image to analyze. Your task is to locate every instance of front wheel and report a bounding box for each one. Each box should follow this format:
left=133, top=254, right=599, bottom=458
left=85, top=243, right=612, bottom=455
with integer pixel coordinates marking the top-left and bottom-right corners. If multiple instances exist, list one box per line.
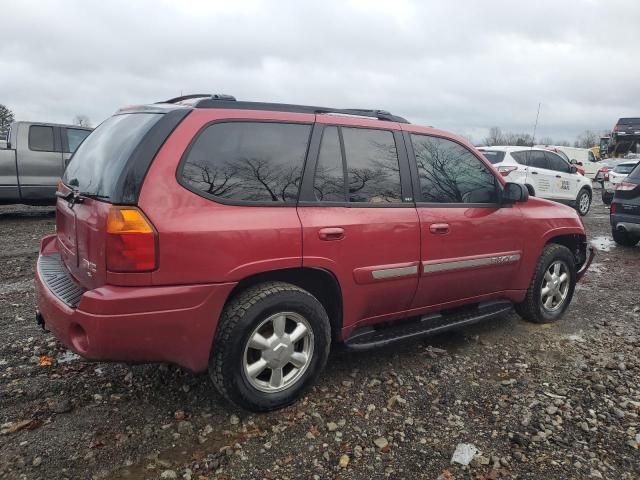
left=576, top=188, right=591, bottom=216
left=515, top=244, right=576, bottom=323
left=601, top=191, right=613, bottom=205
left=612, top=227, right=640, bottom=247
left=209, top=282, right=331, bottom=412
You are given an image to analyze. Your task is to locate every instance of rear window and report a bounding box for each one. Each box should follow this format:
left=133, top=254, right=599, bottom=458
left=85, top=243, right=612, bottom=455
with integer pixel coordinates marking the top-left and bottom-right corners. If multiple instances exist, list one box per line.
left=29, top=125, right=55, bottom=152
left=479, top=150, right=506, bottom=164
left=619, top=118, right=640, bottom=125
left=63, top=113, right=162, bottom=198
left=614, top=163, right=639, bottom=174
left=180, top=122, right=311, bottom=203
left=628, top=163, right=640, bottom=181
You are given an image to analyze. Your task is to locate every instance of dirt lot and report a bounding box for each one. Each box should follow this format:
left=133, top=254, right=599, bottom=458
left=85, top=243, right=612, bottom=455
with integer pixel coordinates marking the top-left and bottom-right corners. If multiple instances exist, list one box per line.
left=0, top=194, right=639, bottom=480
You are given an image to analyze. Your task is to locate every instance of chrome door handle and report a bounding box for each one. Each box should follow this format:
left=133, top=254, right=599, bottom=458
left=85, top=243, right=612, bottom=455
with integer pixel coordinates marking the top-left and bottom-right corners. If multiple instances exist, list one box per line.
left=318, top=227, right=344, bottom=241
left=429, top=223, right=450, bottom=235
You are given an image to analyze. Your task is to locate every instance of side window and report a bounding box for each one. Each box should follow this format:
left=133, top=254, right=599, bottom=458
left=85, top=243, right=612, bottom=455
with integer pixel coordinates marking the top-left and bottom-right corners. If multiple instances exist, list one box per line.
left=66, top=129, right=91, bottom=153
left=411, top=134, right=498, bottom=204
left=588, top=151, right=596, bottom=162
left=342, top=127, right=402, bottom=203
left=181, top=122, right=311, bottom=203
left=528, top=151, right=549, bottom=169
left=511, top=151, right=529, bottom=165
left=29, top=126, right=55, bottom=152
left=545, top=152, right=569, bottom=172
left=313, top=127, right=345, bottom=202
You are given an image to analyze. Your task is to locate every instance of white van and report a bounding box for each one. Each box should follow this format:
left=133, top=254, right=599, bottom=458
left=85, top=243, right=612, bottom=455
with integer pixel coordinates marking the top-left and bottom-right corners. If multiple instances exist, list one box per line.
left=535, top=145, right=600, bottom=179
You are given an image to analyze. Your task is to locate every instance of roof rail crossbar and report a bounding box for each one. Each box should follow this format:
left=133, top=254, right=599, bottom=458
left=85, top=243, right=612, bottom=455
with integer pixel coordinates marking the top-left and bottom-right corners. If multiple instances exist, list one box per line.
left=159, top=93, right=237, bottom=104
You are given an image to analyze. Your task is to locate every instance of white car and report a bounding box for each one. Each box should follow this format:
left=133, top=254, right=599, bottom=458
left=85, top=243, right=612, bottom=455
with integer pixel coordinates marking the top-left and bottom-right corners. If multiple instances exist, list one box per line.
left=478, top=146, right=593, bottom=216
left=535, top=145, right=601, bottom=179
left=601, top=159, right=640, bottom=204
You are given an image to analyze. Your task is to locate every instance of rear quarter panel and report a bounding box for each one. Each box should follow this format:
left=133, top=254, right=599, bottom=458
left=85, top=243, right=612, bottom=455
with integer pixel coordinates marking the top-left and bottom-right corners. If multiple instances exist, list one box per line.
left=138, top=109, right=314, bottom=285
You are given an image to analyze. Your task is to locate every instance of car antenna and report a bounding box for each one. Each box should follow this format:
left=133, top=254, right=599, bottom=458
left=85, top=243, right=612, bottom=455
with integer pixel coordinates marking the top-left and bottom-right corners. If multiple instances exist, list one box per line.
left=531, top=102, right=541, bottom=148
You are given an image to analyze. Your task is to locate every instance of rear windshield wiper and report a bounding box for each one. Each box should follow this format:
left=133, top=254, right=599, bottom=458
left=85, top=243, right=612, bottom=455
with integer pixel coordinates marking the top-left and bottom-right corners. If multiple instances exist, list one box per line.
left=55, top=190, right=110, bottom=207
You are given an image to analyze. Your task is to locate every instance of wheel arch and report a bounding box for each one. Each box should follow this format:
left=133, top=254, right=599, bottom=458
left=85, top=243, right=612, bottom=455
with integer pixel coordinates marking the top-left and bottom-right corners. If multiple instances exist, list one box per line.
left=224, top=267, right=344, bottom=342
left=545, top=232, right=588, bottom=271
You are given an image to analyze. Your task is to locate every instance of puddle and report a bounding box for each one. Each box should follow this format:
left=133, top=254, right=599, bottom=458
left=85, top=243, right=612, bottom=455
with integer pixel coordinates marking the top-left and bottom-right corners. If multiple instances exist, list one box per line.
left=590, top=236, right=616, bottom=252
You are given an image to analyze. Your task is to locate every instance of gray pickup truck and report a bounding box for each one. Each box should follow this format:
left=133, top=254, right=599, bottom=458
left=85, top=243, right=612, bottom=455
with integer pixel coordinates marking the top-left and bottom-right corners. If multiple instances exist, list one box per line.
left=0, top=121, right=92, bottom=204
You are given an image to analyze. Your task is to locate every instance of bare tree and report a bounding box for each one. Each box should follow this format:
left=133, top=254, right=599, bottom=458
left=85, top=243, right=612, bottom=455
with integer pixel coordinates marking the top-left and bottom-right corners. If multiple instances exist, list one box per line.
left=0, top=104, right=15, bottom=136
left=574, top=130, right=598, bottom=149
left=483, top=126, right=503, bottom=146
left=73, top=114, right=91, bottom=128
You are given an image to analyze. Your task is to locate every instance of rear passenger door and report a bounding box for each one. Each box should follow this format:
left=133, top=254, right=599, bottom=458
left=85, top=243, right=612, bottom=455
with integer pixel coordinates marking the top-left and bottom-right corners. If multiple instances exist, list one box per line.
left=546, top=152, right=576, bottom=200
left=16, top=124, right=63, bottom=200
left=523, top=150, right=554, bottom=198
left=297, top=118, right=420, bottom=333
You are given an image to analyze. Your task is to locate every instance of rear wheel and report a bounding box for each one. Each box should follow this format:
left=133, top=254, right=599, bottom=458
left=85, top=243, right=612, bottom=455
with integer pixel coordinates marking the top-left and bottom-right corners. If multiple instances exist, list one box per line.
left=515, top=244, right=576, bottom=323
left=209, top=282, right=331, bottom=412
left=576, top=188, right=591, bottom=216
left=612, top=227, right=640, bottom=247
left=601, top=191, right=613, bottom=205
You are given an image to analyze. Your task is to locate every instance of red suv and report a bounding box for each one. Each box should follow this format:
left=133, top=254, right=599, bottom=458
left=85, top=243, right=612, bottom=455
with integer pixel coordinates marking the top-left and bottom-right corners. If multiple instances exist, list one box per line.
left=36, top=94, right=594, bottom=411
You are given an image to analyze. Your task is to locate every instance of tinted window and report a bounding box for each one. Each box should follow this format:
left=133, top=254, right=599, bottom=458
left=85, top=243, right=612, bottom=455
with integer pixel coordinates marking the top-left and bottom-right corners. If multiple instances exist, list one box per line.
left=313, top=127, right=345, bottom=202
left=511, top=151, right=529, bottom=165
left=66, top=128, right=91, bottom=153
left=182, top=122, right=311, bottom=203
left=480, top=150, right=506, bottom=164
left=63, top=113, right=162, bottom=198
left=341, top=128, right=402, bottom=203
left=29, top=126, right=54, bottom=152
left=628, top=163, right=640, bottom=181
left=412, top=134, right=498, bottom=204
left=546, top=152, right=569, bottom=172
left=528, top=151, right=549, bottom=169
left=614, top=163, right=639, bottom=174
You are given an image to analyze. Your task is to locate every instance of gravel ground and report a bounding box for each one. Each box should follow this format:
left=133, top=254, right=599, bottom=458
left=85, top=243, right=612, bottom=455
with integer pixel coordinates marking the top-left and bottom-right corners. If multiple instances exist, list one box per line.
left=0, top=193, right=639, bottom=480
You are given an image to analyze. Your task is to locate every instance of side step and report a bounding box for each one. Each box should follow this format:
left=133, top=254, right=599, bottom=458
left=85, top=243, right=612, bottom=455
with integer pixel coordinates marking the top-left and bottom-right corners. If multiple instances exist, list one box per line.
left=344, top=300, right=513, bottom=351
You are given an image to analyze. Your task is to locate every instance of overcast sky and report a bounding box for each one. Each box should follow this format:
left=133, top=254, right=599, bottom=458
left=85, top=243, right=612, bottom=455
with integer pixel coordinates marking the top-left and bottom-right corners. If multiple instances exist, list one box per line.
left=2, top=0, right=639, bottom=143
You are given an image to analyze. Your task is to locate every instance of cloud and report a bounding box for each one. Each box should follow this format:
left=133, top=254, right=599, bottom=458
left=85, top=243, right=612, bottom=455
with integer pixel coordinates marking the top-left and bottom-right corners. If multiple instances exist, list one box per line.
left=1, top=0, right=638, bottom=143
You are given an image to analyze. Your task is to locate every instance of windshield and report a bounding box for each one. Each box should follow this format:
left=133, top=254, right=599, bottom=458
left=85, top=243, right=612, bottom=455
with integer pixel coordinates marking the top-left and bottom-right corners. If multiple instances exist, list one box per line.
left=614, top=163, right=639, bottom=174
left=63, top=113, right=162, bottom=198
left=554, top=150, right=570, bottom=162
left=479, top=150, right=506, bottom=164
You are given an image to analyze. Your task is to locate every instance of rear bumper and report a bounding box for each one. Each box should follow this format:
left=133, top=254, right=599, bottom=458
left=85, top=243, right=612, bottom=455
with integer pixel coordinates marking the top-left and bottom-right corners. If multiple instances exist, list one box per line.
left=611, top=213, right=640, bottom=233
left=35, top=235, right=236, bottom=372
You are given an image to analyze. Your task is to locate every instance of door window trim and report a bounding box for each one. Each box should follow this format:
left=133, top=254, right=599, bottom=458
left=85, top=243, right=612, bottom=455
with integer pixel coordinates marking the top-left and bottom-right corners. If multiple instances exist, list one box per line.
left=297, top=123, right=414, bottom=207
left=28, top=124, right=61, bottom=153
left=403, top=131, right=503, bottom=208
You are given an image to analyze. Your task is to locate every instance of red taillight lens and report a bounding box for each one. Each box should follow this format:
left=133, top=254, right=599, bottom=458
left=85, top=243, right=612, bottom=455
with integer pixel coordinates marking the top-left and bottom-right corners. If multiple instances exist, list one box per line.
left=615, top=181, right=637, bottom=191
left=106, top=207, right=157, bottom=272
left=610, top=202, right=617, bottom=213
left=497, top=166, right=518, bottom=177
left=604, top=172, right=609, bottom=181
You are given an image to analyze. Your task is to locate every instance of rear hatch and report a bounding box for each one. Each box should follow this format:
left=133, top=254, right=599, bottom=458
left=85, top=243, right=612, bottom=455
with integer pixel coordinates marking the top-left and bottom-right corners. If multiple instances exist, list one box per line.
left=612, top=164, right=640, bottom=218
left=57, top=112, right=169, bottom=289
left=616, top=118, right=640, bottom=135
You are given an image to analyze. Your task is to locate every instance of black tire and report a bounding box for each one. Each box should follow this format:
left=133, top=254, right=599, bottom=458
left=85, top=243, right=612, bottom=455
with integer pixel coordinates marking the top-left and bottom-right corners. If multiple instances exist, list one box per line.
left=515, top=244, right=576, bottom=324
left=576, top=188, right=591, bottom=216
left=612, top=227, right=640, bottom=247
left=601, top=191, right=613, bottom=205
left=209, top=281, right=331, bottom=412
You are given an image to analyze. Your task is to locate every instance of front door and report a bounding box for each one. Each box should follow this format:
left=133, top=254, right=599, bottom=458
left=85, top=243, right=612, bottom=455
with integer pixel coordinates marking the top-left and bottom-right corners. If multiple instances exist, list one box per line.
left=403, top=130, right=525, bottom=309
left=524, top=150, right=554, bottom=199
left=298, top=120, right=420, bottom=330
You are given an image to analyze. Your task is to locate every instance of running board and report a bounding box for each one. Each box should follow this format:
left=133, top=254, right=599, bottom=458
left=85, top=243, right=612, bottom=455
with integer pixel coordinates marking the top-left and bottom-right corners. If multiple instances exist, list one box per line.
left=343, top=300, right=513, bottom=351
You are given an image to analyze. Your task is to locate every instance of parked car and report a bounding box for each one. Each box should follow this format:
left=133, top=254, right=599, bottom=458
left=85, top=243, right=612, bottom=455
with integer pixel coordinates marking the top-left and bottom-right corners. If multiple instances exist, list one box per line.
left=610, top=162, right=640, bottom=246
left=594, top=158, right=627, bottom=183
left=601, top=159, right=640, bottom=204
left=35, top=95, right=594, bottom=411
left=0, top=121, right=92, bottom=204
left=477, top=146, right=593, bottom=215
left=535, top=145, right=601, bottom=179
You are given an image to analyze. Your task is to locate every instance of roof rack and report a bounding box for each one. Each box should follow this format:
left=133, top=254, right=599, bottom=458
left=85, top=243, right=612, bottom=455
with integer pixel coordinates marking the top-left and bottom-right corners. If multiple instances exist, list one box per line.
left=159, top=94, right=409, bottom=123
left=158, top=93, right=237, bottom=104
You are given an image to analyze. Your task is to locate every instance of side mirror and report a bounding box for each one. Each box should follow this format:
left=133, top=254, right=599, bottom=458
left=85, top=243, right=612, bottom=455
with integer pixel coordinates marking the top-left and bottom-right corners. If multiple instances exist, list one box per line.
left=502, top=182, right=529, bottom=204
left=569, top=165, right=578, bottom=174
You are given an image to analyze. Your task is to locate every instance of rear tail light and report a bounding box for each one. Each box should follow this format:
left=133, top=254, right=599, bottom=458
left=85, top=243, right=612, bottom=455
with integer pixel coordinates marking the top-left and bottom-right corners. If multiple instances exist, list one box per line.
left=106, top=207, right=157, bottom=272
left=497, top=166, right=518, bottom=177
left=604, top=172, right=610, bottom=181
left=610, top=202, right=617, bottom=214
left=615, top=181, right=638, bottom=191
